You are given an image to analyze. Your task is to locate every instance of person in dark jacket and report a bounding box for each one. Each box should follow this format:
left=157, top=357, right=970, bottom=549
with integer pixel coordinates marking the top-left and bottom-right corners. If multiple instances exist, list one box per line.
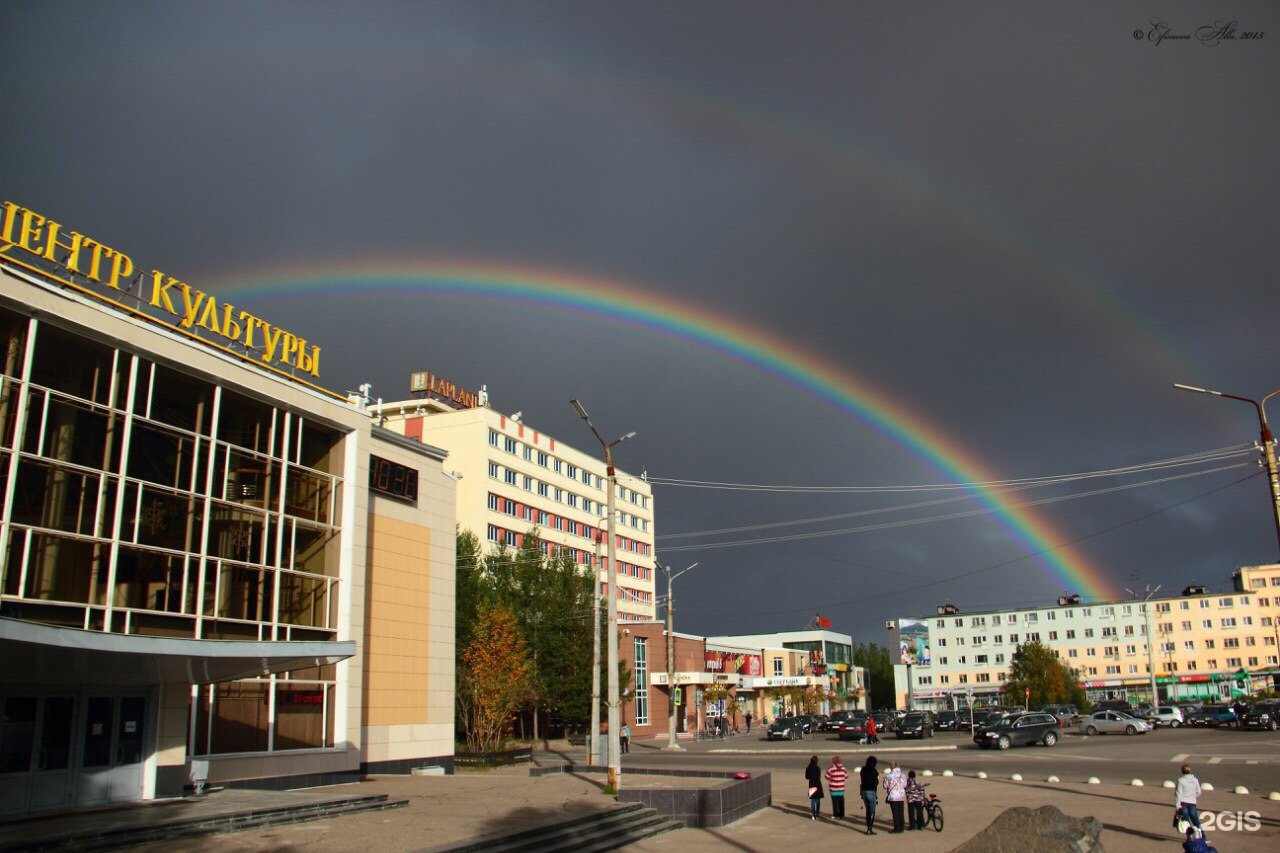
left=859, top=755, right=879, bottom=834
left=805, top=755, right=824, bottom=820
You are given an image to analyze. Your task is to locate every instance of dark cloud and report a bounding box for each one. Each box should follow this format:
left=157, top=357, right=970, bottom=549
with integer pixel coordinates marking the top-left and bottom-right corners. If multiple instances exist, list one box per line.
left=3, top=1, right=1277, bottom=641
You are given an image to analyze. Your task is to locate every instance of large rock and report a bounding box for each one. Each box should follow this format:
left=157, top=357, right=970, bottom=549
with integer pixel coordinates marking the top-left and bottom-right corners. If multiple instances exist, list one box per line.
left=951, top=804, right=1104, bottom=853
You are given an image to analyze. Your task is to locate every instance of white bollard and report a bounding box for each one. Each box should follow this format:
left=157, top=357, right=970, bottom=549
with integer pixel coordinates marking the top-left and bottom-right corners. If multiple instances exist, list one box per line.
left=1046, top=775, right=1059, bottom=783
left=942, top=770, right=954, bottom=777
left=1011, top=773, right=1023, bottom=781
left=976, top=771, right=986, bottom=779
left=1131, top=779, right=1144, bottom=787
left=1268, top=792, right=1280, bottom=801
left=1234, top=786, right=1249, bottom=795
left=1087, top=777, right=1101, bottom=785
left=1202, top=783, right=1215, bottom=792
left=1163, top=781, right=1175, bottom=788
left=922, top=769, right=933, bottom=776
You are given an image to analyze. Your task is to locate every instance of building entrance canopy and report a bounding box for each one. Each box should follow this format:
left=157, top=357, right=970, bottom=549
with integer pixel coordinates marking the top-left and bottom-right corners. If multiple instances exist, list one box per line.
left=0, top=618, right=355, bottom=687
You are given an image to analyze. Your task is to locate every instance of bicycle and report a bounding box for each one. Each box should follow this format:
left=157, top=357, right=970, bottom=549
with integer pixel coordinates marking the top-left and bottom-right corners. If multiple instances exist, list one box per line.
left=923, top=789, right=944, bottom=831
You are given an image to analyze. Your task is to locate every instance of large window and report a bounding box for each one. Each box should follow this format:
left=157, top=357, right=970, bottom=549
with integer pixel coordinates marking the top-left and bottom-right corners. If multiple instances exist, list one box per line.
left=633, top=637, right=648, bottom=725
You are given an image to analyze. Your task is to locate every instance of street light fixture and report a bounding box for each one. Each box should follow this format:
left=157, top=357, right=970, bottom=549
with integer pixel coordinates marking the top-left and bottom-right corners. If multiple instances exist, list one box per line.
left=657, top=560, right=698, bottom=751
left=570, top=399, right=634, bottom=793
left=1173, top=383, right=1280, bottom=556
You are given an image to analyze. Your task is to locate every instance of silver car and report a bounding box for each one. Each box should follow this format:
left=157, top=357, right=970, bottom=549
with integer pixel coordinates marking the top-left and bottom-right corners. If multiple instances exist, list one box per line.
left=1146, top=706, right=1185, bottom=728
left=1079, top=710, right=1151, bottom=735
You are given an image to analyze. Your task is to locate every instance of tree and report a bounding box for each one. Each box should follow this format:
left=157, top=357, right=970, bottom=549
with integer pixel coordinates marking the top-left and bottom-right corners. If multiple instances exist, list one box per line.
left=459, top=603, right=533, bottom=753
left=1004, top=641, right=1087, bottom=708
left=851, top=642, right=894, bottom=709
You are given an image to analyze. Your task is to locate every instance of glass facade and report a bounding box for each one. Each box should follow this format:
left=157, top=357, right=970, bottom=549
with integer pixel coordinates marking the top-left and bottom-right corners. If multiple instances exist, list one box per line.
left=0, top=307, right=346, bottom=756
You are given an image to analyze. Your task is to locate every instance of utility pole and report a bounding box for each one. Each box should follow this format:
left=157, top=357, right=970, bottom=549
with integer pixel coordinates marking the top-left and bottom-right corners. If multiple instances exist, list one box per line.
left=1174, top=384, right=1280, bottom=557
left=588, top=533, right=602, bottom=766
left=571, top=400, right=634, bottom=793
left=1127, top=584, right=1163, bottom=705
left=658, top=560, right=697, bottom=750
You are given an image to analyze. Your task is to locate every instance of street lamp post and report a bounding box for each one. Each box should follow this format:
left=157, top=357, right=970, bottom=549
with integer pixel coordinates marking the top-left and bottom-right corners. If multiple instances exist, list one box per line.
left=571, top=399, right=634, bottom=793
left=1173, top=384, right=1280, bottom=557
left=658, top=560, right=698, bottom=751
left=1127, top=584, right=1163, bottom=705
left=588, top=533, right=603, bottom=766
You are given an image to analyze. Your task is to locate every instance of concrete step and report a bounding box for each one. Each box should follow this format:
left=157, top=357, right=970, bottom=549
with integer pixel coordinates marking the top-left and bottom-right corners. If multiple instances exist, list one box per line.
left=5, top=794, right=408, bottom=852
left=438, top=801, right=684, bottom=853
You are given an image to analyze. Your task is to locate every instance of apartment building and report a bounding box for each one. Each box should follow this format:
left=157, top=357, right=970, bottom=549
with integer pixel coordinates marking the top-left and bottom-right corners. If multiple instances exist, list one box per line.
left=377, top=385, right=657, bottom=620
left=891, top=564, right=1280, bottom=710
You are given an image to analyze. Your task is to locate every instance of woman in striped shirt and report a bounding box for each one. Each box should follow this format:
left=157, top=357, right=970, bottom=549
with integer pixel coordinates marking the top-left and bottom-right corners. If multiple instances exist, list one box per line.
left=824, top=755, right=848, bottom=819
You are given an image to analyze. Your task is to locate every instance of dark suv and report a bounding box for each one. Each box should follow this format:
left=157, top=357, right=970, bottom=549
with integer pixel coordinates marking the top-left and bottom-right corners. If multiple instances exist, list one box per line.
left=895, top=711, right=935, bottom=739
left=1241, top=702, right=1280, bottom=731
left=974, top=712, right=1061, bottom=749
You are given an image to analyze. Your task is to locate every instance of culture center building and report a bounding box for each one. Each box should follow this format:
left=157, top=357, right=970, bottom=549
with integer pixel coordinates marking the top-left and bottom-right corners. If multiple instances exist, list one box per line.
left=0, top=201, right=457, bottom=815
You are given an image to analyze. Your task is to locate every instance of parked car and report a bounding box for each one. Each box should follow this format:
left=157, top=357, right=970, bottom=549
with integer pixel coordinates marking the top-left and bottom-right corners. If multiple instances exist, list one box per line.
left=868, top=711, right=894, bottom=732
left=1241, top=701, right=1280, bottom=731
left=1186, top=705, right=1239, bottom=728
left=974, top=712, right=1061, bottom=749
left=809, top=714, right=831, bottom=732
left=827, top=710, right=858, bottom=729
left=1134, top=702, right=1156, bottom=718
left=1093, top=699, right=1134, bottom=714
left=1145, top=706, right=1185, bottom=728
left=1039, top=705, right=1081, bottom=727
left=935, top=710, right=958, bottom=731
left=767, top=717, right=805, bottom=740
left=1079, top=710, right=1151, bottom=735
left=956, top=709, right=983, bottom=731
left=793, top=715, right=818, bottom=734
left=896, top=711, right=936, bottom=739
left=835, top=715, right=869, bottom=742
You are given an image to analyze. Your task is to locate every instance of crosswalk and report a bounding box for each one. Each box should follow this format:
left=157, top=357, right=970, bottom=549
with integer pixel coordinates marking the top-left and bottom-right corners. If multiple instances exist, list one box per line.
left=1171, top=752, right=1280, bottom=765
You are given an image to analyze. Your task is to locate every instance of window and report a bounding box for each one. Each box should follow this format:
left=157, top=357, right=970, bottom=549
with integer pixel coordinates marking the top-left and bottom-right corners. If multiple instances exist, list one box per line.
left=1221, top=618, right=1237, bottom=628
left=1087, top=648, right=1097, bottom=657
left=1102, top=627, right=1116, bottom=637
left=1181, top=621, right=1192, bottom=631
left=975, top=654, right=988, bottom=665
left=1218, top=597, right=1234, bottom=607
left=523, top=475, right=532, bottom=491
left=1066, top=630, right=1076, bottom=640
left=1084, top=629, right=1094, bottom=638
left=1126, top=645, right=1137, bottom=655
left=1180, top=601, right=1189, bottom=610
left=1009, top=634, right=1019, bottom=643
left=538, top=452, right=548, bottom=467
left=537, top=482, right=549, bottom=497
left=489, top=430, right=499, bottom=447
left=504, top=437, right=517, bottom=454
left=1028, top=632, right=1040, bottom=642
left=523, top=446, right=532, bottom=461
left=956, top=637, right=965, bottom=646
left=1224, top=638, right=1239, bottom=648
left=1068, top=649, right=1078, bottom=658
left=633, top=637, right=648, bottom=725
left=487, top=493, right=499, bottom=511
left=1202, top=619, right=1212, bottom=629
left=1183, top=641, right=1195, bottom=650
left=488, top=461, right=499, bottom=479
left=504, top=469, right=517, bottom=485
left=1226, top=657, right=1241, bottom=667
left=958, top=674, right=968, bottom=684
left=1205, top=639, right=1215, bottom=648
left=773, top=657, right=783, bottom=676
left=993, top=635, right=1002, bottom=644
left=565, top=463, right=577, bottom=480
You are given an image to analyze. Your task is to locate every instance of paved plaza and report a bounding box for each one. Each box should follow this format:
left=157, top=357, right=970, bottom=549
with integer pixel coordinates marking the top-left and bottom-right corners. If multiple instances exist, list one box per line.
left=101, top=730, right=1280, bottom=853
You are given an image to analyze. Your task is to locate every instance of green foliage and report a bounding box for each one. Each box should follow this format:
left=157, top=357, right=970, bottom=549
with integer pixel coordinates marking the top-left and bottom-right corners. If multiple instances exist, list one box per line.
left=1004, top=641, right=1087, bottom=708
left=851, top=642, right=894, bottom=708
left=455, top=527, right=599, bottom=741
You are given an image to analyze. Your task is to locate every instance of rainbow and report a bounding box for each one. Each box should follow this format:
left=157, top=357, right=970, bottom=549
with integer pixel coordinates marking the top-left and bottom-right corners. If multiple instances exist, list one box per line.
left=216, top=258, right=1121, bottom=601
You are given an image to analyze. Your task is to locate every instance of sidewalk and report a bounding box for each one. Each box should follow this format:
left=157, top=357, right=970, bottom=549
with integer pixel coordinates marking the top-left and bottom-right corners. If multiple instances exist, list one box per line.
left=25, top=742, right=1280, bottom=852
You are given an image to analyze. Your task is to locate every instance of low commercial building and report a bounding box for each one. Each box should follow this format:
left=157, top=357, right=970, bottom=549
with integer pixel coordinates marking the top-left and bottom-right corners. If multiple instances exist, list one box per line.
left=0, top=202, right=456, bottom=815
left=890, top=563, right=1280, bottom=709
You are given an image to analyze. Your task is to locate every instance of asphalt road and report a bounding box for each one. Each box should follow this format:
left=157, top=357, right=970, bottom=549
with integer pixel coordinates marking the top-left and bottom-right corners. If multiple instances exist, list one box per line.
left=625, top=725, right=1280, bottom=794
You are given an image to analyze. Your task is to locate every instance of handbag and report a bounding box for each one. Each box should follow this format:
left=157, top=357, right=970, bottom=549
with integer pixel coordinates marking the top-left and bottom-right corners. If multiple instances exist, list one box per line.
left=1172, top=807, right=1183, bottom=829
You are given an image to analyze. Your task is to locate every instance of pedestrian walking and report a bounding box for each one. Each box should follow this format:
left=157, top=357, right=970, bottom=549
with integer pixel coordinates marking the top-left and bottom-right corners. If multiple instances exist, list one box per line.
left=1175, top=763, right=1204, bottom=838
left=825, top=755, right=848, bottom=819
left=865, top=715, right=878, bottom=744
left=620, top=723, right=631, bottom=754
left=805, top=755, right=824, bottom=820
left=859, top=755, right=879, bottom=835
left=745, top=710, right=753, bottom=733
left=905, top=769, right=925, bottom=830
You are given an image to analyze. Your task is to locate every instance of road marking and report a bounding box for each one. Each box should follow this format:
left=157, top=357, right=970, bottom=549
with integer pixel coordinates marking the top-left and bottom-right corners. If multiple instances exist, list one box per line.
left=1171, top=753, right=1190, bottom=763
left=1208, top=757, right=1223, bottom=764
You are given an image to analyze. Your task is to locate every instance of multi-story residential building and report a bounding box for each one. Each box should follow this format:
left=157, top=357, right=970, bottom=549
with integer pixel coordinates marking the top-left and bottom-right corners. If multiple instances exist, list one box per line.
left=377, top=383, right=657, bottom=620
left=891, top=564, right=1280, bottom=710
left=0, top=202, right=457, bottom=815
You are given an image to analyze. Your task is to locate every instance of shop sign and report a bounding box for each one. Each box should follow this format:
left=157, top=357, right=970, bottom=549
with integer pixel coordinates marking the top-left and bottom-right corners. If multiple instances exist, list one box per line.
left=411, top=370, right=479, bottom=409
left=0, top=201, right=322, bottom=378
left=704, top=650, right=763, bottom=676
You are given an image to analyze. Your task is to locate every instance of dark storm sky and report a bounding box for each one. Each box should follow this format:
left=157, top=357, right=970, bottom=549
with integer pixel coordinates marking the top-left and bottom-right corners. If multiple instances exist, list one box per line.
left=3, top=1, right=1277, bottom=643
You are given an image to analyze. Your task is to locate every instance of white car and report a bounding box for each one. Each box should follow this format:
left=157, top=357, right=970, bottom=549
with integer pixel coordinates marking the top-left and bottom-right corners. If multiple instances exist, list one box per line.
left=1079, top=710, right=1152, bottom=735
left=1146, top=706, right=1185, bottom=728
